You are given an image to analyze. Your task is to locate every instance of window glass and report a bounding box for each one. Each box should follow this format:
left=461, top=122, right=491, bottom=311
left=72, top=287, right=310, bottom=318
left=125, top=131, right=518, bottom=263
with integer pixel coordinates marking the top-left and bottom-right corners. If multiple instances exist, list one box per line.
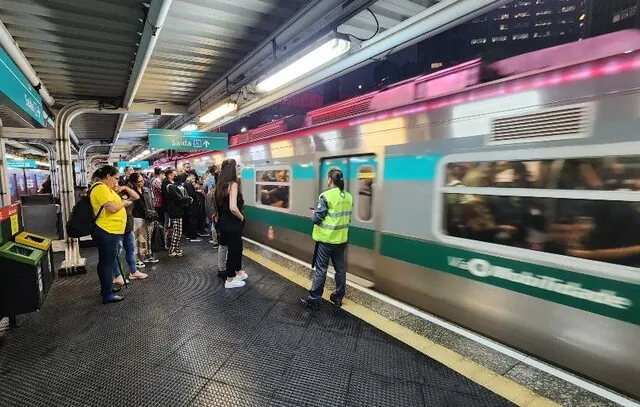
left=443, top=194, right=640, bottom=267
left=445, top=156, right=640, bottom=190
left=255, top=168, right=291, bottom=210
left=357, top=166, right=375, bottom=222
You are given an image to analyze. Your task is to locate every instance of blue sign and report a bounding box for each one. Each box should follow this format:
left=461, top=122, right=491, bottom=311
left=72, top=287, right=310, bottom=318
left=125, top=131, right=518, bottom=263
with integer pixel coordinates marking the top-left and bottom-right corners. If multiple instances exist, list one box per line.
left=0, top=47, right=45, bottom=127
left=6, top=159, right=37, bottom=169
left=116, top=161, right=149, bottom=169
left=148, top=129, right=228, bottom=151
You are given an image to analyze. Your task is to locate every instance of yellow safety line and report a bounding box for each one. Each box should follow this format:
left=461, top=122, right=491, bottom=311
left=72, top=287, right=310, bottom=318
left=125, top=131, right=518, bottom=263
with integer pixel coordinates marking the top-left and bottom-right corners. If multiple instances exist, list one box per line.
left=244, top=249, right=560, bottom=407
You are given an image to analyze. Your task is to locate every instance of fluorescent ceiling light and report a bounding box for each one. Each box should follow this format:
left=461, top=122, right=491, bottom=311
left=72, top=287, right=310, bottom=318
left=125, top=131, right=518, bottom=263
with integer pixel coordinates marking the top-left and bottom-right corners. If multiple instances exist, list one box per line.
left=181, top=124, right=198, bottom=132
left=199, top=102, right=238, bottom=124
left=6, top=153, right=15, bottom=159
left=257, top=38, right=351, bottom=93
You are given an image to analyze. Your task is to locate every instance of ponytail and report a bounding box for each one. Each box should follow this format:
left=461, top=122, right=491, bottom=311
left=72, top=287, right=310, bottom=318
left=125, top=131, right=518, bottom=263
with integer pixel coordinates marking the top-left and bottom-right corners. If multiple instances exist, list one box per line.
left=329, top=169, right=345, bottom=191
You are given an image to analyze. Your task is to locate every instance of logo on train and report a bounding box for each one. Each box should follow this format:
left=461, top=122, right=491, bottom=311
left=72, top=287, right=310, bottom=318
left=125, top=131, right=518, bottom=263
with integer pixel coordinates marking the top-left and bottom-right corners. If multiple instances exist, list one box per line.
left=447, top=257, right=632, bottom=310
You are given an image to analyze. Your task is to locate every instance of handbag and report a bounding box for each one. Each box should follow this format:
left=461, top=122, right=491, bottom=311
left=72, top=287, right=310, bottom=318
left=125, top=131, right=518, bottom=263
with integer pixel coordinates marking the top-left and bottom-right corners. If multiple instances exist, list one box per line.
left=151, top=223, right=166, bottom=252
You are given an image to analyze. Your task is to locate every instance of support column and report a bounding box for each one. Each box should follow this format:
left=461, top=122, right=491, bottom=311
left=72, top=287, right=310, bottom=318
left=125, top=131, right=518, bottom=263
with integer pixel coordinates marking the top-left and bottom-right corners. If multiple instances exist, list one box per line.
left=0, top=119, right=11, bottom=207
left=78, top=142, right=104, bottom=187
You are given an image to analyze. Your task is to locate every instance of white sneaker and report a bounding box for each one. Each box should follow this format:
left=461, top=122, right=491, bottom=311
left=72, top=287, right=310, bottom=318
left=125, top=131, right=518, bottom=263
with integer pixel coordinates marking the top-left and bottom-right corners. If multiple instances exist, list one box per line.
left=234, top=271, right=248, bottom=281
left=225, top=279, right=246, bottom=289
left=136, top=261, right=146, bottom=268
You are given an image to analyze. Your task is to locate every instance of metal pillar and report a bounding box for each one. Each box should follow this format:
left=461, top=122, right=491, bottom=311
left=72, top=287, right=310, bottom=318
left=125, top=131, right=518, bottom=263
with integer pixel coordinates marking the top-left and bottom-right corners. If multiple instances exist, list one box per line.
left=0, top=119, right=10, bottom=207
left=55, top=101, right=125, bottom=274
left=78, top=142, right=107, bottom=187
left=29, top=141, right=59, bottom=197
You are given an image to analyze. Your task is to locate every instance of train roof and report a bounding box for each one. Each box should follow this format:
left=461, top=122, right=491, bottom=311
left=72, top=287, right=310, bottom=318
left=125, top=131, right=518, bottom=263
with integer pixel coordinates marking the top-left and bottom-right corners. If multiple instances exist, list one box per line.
left=166, top=30, right=640, bottom=164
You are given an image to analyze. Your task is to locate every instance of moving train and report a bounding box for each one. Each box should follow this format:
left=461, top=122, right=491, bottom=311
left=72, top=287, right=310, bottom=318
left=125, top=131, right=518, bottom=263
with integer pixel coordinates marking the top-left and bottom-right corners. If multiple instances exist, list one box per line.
left=167, top=30, right=640, bottom=397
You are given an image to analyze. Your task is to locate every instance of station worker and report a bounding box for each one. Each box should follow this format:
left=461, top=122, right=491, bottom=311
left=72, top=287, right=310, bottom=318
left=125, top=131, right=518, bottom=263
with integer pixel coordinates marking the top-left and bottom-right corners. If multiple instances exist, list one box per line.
left=301, top=169, right=353, bottom=309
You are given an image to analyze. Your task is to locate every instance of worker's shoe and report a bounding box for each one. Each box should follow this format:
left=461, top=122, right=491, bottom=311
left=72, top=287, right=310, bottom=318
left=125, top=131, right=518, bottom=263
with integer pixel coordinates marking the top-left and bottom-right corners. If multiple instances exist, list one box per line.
left=299, top=298, right=320, bottom=310
left=103, top=294, right=124, bottom=304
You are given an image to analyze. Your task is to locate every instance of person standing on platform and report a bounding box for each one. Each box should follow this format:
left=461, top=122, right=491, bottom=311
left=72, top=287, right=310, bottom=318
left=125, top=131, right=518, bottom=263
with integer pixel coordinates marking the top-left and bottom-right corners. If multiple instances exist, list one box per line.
left=215, top=159, right=247, bottom=288
left=119, top=166, right=133, bottom=186
left=300, top=169, right=353, bottom=309
left=182, top=173, right=202, bottom=242
left=114, top=179, right=148, bottom=285
left=152, top=167, right=165, bottom=225
left=165, top=169, right=192, bottom=257
left=89, top=165, right=130, bottom=304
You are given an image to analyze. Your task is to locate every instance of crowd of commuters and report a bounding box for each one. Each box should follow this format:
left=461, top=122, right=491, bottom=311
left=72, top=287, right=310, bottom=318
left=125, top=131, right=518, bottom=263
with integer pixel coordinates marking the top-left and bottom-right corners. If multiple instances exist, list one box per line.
left=89, top=159, right=252, bottom=303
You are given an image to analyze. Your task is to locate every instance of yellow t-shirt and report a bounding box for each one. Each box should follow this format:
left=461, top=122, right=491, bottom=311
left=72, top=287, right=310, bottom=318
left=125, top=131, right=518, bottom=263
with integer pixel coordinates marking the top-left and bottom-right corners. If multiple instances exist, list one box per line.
left=90, top=183, right=126, bottom=234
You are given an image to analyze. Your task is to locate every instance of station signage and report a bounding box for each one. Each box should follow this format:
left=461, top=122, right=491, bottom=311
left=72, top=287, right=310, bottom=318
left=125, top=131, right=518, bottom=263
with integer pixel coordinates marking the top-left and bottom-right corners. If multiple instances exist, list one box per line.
left=148, top=129, right=228, bottom=151
left=6, top=159, right=37, bottom=169
left=0, top=47, right=45, bottom=127
left=116, top=161, right=149, bottom=169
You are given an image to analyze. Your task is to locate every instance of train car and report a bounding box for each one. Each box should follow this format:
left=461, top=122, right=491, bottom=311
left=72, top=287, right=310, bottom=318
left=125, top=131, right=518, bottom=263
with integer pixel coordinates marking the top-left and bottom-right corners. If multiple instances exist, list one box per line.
left=172, top=30, right=640, bottom=397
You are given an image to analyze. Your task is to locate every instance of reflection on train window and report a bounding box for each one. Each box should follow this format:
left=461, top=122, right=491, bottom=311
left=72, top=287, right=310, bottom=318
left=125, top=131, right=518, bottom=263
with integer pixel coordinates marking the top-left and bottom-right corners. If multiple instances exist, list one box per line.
left=443, top=194, right=640, bottom=267
left=255, top=168, right=291, bottom=211
left=446, top=156, right=640, bottom=190
left=357, top=165, right=375, bottom=222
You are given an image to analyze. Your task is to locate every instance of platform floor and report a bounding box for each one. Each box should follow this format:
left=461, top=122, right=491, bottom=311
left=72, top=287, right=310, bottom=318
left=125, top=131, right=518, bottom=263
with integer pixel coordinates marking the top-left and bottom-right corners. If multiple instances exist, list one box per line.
left=0, top=243, right=516, bottom=407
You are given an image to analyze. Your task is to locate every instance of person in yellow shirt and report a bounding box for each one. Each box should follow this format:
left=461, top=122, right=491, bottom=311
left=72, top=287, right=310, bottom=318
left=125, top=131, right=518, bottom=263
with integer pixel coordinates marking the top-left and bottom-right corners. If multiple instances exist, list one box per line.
left=90, top=165, right=132, bottom=304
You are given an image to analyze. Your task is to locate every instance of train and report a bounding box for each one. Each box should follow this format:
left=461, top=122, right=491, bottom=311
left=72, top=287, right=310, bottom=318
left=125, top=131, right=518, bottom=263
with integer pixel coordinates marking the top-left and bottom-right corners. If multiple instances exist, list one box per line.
left=162, top=30, right=640, bottom=397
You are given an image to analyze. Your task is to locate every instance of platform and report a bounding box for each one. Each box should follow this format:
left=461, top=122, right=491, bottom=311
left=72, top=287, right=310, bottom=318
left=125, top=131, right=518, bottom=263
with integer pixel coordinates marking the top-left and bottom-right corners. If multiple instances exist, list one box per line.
left=0, top=241, right=623, bottom=407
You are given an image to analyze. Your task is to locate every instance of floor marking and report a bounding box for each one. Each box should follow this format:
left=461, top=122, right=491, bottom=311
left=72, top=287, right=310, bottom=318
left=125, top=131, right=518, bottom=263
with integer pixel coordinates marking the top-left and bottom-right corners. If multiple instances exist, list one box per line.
left=244, top=238, right=639, bottom=407
left=244, top=248, right=559, bottom=407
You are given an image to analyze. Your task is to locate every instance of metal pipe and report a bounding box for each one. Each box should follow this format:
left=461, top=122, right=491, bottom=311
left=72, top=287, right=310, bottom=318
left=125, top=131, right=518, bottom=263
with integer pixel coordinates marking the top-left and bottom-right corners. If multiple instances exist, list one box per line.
left=110, top=0, right=173, bottom=154
left=202, top=0, right=511, bottom=130
left=29, top=141, right=59, bottom=197
left=0, top=19, right=55, bottom=106
left=0, top=119, right=10, bottom=207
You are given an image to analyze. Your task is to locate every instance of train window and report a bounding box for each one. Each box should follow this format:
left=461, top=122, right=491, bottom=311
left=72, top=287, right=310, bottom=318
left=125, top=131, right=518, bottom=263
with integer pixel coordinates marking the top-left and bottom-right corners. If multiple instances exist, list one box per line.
left=255, top=168, right=291, bottom=211
left=442, top=152, right=640, bottom=270
left=446, top=156, right=640, bottom=190
left=443, top=194, right=640, bottom=267
left=357, top=165, right=375, bottom=222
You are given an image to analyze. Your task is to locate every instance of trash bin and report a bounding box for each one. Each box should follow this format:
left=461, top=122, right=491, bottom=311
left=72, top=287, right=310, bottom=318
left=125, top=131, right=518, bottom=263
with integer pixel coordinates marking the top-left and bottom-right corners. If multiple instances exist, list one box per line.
left=0, top=241, right=46, bottom=317
left=14, top=231, right=55, bottom=295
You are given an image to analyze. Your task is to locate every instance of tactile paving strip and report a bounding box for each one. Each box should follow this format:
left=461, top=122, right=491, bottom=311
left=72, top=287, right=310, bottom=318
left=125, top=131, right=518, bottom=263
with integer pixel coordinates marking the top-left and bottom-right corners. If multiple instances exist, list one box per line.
left=0, top=243, right=516, bottom=407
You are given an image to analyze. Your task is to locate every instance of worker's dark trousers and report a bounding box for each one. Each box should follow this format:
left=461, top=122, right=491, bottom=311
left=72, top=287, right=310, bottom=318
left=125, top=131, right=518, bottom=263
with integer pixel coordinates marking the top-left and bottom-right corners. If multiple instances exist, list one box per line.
left=308, top=242, right=347, bottom=303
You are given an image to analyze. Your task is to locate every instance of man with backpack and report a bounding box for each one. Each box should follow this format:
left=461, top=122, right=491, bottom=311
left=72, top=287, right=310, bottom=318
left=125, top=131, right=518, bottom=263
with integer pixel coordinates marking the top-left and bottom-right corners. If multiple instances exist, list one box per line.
left=164, top=169, right=193, bottom=257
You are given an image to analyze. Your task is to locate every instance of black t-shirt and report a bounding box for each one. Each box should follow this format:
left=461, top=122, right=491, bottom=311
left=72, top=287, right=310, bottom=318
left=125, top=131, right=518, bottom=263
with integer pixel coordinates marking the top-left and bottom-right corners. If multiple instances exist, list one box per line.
left=119, top=190, right=134, bottom=233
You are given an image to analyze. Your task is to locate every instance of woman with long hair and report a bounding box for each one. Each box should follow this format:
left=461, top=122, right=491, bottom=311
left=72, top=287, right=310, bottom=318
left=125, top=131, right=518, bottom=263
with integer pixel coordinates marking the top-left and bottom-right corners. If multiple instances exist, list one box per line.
left=129, top=172, right=158, bottom=266
left=89, top=165, right=130, bottom=304
left=215, top=159, right=247, bottom=288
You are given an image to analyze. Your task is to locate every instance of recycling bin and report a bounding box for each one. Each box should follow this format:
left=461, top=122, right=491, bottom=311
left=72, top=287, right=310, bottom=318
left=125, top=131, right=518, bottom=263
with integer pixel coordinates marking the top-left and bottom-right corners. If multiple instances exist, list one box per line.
left=0, top=241, right=46, bottom=317
left=14, top=231, right=55, bottom=295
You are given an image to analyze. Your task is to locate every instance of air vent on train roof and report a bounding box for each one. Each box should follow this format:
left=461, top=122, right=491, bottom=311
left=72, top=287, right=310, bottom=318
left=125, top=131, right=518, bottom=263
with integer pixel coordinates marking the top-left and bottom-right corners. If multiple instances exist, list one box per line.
left=306, top=92, right=377, bottom=126
left=489, top=104, right=590, bottom=144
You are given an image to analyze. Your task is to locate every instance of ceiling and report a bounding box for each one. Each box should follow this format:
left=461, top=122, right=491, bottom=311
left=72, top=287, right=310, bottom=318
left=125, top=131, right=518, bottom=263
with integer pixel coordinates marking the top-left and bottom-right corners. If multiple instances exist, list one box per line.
left=0, top=0, right=444, bottom=160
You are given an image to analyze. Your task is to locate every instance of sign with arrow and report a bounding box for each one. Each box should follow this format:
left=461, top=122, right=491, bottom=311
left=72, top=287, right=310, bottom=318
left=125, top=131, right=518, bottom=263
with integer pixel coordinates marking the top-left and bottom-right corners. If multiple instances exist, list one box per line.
left=148, top=129, right=228, bottom=151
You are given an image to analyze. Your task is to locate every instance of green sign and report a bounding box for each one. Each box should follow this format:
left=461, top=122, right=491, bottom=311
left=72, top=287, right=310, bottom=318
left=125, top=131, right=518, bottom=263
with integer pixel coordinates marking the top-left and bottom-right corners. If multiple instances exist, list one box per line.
left=6, top=159, right=37, bottom=169
left=0, top=47, right=45, bottom=127
left=116, top=161, right=149, bottom=169
left=148, top=129, right=228, bottom=151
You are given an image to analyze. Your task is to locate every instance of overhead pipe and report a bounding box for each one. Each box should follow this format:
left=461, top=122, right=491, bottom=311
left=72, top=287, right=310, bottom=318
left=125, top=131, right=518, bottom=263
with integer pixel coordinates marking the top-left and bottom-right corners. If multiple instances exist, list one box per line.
left=0, top=19, right=55, bottom=106
left=78, top=141, right=109, bottom=186
left=29, top=141, right=59, bottom=197
left=201, top=0, right=512, bottom=130
left=165, top=0, right=375, bottom=130
left=109, top=0, right=173, bottom=154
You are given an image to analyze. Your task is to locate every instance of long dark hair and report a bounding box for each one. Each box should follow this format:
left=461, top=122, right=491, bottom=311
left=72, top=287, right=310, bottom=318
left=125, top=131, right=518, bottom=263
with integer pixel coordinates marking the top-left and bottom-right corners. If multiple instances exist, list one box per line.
left=215, top=158, right=237, bottom=203
left=93, top=165, right=118, bottom=180
left=328, top=168, right=345, bottom=191
left=129, top=172, right=143, bottom=190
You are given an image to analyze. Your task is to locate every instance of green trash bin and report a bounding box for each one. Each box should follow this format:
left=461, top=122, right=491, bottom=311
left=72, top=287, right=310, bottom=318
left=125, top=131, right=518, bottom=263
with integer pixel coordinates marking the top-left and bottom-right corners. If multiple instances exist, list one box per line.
left=15, top=231, right=55, bottom=294
left=0, top=241, right=46, bottom=317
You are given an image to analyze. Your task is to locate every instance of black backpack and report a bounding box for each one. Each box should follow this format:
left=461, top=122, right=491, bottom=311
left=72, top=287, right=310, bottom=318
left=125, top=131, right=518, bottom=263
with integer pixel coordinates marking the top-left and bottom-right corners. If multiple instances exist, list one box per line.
left=66, top=184, right=105, bottom=238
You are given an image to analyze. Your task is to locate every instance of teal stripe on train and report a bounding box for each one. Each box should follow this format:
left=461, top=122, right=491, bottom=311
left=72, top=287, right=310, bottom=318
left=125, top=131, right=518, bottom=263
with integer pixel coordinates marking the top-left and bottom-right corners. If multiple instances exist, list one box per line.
left=380, top=233, right=640, bottom=325
left=244, top=206, right=375, bottom=249
left=384, top=154, right=442, bottom=181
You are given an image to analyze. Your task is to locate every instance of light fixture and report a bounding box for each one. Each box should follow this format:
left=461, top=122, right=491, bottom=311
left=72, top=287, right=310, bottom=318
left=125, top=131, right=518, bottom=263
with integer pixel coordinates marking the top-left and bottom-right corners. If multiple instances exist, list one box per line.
left=180, top=124, right=198, bottom=132
left=199, top=102, right=238, bottom=124
left=240, top=127, right=247, bottom=133
left=36, top=161, right=49, bottom=167
left=256, top=37, right=351, bottom=93
left=6, top=153, right=15, bottom=159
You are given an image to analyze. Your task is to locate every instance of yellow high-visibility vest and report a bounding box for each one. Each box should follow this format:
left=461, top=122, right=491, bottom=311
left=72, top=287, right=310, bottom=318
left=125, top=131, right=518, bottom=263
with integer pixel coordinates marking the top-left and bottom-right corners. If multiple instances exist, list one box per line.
left=312, top=187, right=353, bottom=244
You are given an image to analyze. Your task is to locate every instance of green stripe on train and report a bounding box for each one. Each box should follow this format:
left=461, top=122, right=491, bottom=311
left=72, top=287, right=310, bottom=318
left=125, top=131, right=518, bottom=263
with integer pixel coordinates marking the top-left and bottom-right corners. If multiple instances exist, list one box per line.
left=380, top=234, right=640, bottom=325
left=244, top=206, right=375, bottom=249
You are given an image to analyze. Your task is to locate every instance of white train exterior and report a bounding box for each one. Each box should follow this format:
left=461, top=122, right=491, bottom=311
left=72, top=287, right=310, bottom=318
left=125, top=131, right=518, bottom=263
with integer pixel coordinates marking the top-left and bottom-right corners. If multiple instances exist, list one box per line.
left=167, top=30, right=640, bottom=397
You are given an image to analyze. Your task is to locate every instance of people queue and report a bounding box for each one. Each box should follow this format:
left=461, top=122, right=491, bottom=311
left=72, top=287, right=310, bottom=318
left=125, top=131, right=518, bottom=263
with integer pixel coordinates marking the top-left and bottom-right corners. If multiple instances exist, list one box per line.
left=89, top=161, right=354, bottom=307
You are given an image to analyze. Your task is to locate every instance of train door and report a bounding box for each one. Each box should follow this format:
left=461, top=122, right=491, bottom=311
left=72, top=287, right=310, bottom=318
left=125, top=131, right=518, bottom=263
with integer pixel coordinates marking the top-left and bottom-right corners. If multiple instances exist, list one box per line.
left=318, top=154, right=377, bottom=283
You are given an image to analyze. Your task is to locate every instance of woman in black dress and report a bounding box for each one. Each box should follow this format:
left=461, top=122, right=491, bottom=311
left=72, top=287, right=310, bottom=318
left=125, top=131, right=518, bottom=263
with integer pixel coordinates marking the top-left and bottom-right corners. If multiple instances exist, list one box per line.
left=215, top=159, right=248, bottom=288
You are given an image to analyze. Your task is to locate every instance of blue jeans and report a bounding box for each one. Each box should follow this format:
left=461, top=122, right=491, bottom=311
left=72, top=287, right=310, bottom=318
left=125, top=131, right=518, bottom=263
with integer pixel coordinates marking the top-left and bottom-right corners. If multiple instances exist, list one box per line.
left=114, top=231, right=136, bottom=277
left=92, top=226, right=119, bottom=299
left=308, top=242, right=347, bottom=302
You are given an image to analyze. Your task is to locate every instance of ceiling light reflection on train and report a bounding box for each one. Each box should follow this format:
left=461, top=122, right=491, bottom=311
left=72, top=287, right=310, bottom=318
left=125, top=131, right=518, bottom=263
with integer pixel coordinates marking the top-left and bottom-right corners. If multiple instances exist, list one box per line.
left=269, top=140, right=294, bottom=159
left=181, top=124, right=198, bottom=132
left=360, top=118, right=407, bottom=146
left=256, top=37, right=351, bottom=93
left=315, top=130, right=345, bottom=153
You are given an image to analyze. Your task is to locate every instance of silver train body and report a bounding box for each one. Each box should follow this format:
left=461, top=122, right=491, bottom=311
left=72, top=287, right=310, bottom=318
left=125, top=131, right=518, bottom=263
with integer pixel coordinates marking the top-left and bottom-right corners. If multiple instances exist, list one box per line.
left=178, top=44, right=640, bottom=396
